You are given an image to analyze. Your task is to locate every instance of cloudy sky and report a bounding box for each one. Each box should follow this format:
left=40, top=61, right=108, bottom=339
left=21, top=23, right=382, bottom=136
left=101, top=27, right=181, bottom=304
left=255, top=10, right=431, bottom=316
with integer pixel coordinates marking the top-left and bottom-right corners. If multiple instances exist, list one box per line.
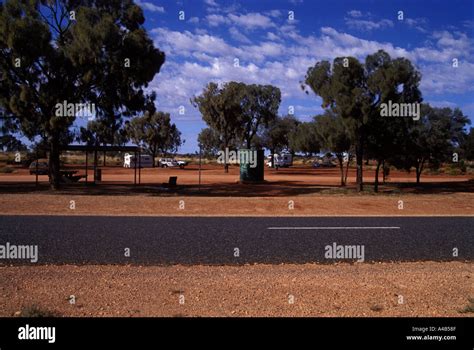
left=136, top=0, right=474, bottom=153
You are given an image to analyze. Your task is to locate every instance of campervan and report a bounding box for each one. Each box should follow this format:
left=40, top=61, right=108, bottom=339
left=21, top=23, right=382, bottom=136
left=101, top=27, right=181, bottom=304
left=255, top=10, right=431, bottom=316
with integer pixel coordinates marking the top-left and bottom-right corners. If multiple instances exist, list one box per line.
left=124, top=154, right=154, bottom=168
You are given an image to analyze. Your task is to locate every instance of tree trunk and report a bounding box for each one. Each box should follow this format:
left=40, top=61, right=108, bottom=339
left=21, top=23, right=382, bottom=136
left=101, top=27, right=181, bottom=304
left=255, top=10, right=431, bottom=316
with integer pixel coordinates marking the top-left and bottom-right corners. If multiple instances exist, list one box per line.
left=151, top=151, right=156, bottom=167
left=416, top=162, right=422, bottom=184
left=49, top=134, right=61, bottom=190
left=356, top=133, right=364, bottom=192
left=374, top=160, right=381, bottom=193
left=224, top=163, right=229, bottom=173
left=382, top=160, right=386, bottom=183
left=103, top=150, right=106, bottom=167
left=338, top=156, right=345, bottom=186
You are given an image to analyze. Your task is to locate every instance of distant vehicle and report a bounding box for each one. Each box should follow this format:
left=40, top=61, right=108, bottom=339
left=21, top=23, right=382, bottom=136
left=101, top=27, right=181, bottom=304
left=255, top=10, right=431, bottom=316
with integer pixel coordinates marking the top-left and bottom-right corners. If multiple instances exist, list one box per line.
left=176, top=160, right=188, bottom=169
left=29, top=159, right=49, bottom=175
left=266, top=153, right=293, bottom=168
left=159, top=158, right=178, bottom=168
left=124, top=154, right=153, bottom=168
left=312, top=157, right=337, bottom=168
left=159, top=158, right=188, bottom=169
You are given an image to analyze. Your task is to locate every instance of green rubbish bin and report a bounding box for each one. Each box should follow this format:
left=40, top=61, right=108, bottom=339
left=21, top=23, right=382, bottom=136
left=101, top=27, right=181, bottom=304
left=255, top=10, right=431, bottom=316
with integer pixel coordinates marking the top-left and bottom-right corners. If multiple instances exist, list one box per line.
left=239, top=149, right=264, bottom=182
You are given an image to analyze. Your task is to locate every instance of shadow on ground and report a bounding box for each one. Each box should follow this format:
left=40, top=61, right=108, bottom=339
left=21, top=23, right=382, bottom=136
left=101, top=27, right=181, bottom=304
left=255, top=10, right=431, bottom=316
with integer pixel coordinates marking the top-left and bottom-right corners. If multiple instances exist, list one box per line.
left=0, top=179, right=473, bottom=197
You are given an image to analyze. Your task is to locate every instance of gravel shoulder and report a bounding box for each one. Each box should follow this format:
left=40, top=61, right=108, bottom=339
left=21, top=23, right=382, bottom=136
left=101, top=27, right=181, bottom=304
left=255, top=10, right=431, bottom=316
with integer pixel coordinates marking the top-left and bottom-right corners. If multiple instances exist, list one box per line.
left=0, top=262, right=472, bottom=317
left=0, top=193, right=473, bottom=216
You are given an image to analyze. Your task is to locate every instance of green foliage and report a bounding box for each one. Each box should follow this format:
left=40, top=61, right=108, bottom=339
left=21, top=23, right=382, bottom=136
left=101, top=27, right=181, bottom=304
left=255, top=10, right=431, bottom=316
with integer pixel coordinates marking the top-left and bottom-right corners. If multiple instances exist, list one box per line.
left=314, top=110, right=353, bottom=185
left=193, top=82, right=281, bottom=150
left=262, top=114, right=299, bottom=153
left=0, top=0, right=164, bottom=188
left=303, top=50, right=423, bottom=191
left=389, top=105, right=470, bottom=183
left=192, top=82, right=245, bottom=156
left=289, top=121, right=320, bottom=156
left=193, top=81, right=280, bottom=172
left=460, top=128, right=474, bottom=160
left=0, top=166, right=14, bottom=173
left=314, top=110, right=352, bottom=155
left=18, top=304, right=57, bottom=317
left=198, top=127, right=221, bottom=156
left=126, top=111, right=182, bottom=166
left=239, top=84, right=281, bottom=148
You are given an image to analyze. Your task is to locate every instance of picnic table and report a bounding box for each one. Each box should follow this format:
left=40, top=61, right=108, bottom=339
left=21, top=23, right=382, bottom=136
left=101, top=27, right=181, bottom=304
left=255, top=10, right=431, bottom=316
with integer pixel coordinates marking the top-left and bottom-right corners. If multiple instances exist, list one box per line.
left=60, top=170, right=86, bottom=183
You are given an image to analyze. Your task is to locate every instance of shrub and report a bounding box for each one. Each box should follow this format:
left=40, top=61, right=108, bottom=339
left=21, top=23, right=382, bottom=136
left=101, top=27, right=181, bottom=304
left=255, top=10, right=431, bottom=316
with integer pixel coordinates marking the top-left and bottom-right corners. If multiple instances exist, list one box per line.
left=17, top=304, right=58, bottom=317
left=0, top=166, right=14, bottom=173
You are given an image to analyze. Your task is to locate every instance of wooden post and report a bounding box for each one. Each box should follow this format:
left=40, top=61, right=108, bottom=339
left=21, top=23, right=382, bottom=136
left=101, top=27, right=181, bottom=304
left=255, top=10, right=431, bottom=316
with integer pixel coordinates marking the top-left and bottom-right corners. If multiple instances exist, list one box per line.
left=35, top=148, right=38, bottom=187
left=134, top=151, right=137, bottom=186
left=138, top=150, right=141, bottom=185
left=85, top=151, right=88, bottom=185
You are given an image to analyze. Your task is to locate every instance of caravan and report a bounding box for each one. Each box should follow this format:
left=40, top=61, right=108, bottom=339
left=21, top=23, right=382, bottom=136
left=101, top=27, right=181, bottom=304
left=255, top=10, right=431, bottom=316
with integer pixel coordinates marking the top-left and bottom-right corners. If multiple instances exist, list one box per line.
left=124, top=154, right=154, bottom=168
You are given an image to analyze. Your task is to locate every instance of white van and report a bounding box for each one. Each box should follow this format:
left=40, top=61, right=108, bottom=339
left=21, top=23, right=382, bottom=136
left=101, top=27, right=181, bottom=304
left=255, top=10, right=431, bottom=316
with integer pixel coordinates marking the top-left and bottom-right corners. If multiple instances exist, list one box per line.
left=124, top=154, right=154, bottom=168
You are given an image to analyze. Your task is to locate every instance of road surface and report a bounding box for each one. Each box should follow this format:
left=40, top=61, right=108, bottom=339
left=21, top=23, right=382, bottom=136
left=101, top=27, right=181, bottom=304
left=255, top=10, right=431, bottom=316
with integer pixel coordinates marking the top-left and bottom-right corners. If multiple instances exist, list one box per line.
left=0, top=216, right=472, bottom=265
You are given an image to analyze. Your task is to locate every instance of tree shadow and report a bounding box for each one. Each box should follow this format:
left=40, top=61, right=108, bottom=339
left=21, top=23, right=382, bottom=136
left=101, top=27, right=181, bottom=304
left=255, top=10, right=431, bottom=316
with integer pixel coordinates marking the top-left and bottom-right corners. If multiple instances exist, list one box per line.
left=0, top=179, right=472, bottom=197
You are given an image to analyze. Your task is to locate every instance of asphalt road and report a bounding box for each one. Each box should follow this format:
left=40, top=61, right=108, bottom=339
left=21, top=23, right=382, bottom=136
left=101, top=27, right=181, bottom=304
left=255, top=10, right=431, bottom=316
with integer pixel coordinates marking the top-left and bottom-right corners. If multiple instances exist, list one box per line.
left=0, top=216, right=472, bottom=265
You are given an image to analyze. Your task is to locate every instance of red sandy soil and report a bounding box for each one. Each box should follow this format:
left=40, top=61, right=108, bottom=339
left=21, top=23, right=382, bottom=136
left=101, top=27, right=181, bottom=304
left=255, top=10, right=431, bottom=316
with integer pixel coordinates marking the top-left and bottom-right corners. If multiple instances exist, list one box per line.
left=0, top=165, right=472, bottom=318
left=0, top=164, right=471, bottom=185
left=0, top=165, right=472, bottom=216
left=0, top=262, right=472, bottom=317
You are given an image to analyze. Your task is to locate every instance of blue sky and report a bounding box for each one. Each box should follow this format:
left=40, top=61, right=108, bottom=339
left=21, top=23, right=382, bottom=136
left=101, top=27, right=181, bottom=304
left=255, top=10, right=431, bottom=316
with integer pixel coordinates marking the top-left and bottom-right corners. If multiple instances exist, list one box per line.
left=134, top=0, right=474, bottom=153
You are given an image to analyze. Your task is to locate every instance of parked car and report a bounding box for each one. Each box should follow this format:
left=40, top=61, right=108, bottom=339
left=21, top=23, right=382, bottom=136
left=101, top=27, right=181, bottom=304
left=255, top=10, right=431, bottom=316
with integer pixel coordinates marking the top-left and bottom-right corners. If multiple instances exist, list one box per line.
left=29, top=159, right=49, bottom=175
left=159, top=158, right=178, bottom=168
left=159, top=158, right=188, bottom=168
left=176, top=160, right=188, bottom=169
left=266, top=153, right=293, bottom=168
left=312, top=157, right=337, bottom=168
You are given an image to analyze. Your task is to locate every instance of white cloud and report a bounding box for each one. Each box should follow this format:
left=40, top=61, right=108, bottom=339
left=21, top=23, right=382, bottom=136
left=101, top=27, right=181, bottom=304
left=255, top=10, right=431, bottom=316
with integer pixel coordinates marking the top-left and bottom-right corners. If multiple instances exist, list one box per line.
left=344, top=10, right=396, bottom=31
left=241, top=42, right=286, bottom=61
left=266, top=10, right=282, bottom=18
left=426, top=100, right=457, bottom=108
left=405, top=17, right=428, bottom=33
left=266, top=32, right=282, bottom=41
left=227, top=13, right=274, bottom=29
left=206, top=12, right=276, bottom=30
left=347, top=10, right=363, bottom=18
left=206, top=14, right=228, bottom=27
left=229, top=27, right=252, bottom=43
left=135, top=0, right=164, bottom=13
left=149, top=23, right=474, bottom=121
left=345, top=18, right=393, bottom=31
left=420, top=61, right=474, bottom=94
left=188, top=17, right=200, bottom=24
left=463, top=20, right=474, bottom=29
left=151, top=28, right=240, bottom=57
left=432, top=31, right=471, bottom=52
left=204, top=0, right=219, bottom=6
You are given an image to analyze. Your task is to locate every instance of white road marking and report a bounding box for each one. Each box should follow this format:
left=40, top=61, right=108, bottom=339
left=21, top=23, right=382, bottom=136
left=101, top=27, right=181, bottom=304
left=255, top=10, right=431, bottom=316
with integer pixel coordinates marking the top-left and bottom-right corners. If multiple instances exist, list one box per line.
left=267, top=226, right=401, bottom=230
